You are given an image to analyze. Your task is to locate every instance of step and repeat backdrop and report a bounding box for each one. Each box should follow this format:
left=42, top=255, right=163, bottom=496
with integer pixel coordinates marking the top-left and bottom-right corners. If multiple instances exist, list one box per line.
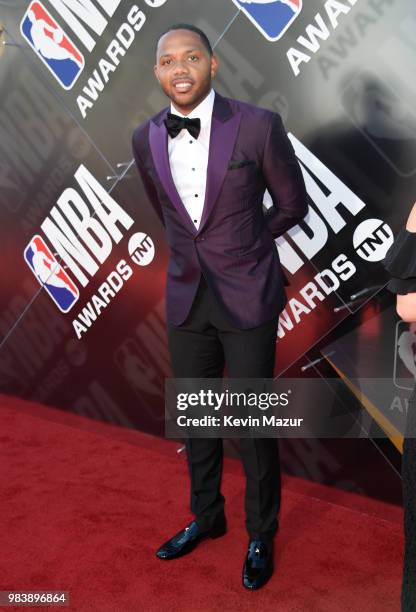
left=0, top=0, right=415, bottom=493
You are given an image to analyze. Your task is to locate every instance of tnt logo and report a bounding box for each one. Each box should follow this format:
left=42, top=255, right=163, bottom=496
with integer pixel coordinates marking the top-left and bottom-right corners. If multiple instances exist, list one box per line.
left=24, top=235, right=79, bottom=313
left=231, top=0, right=302, bottom=41
left=20, top=1, right=85, bottom=90
left=128, top=233, right=155, bottom=267
left=353, top=219, right=394, bottom=262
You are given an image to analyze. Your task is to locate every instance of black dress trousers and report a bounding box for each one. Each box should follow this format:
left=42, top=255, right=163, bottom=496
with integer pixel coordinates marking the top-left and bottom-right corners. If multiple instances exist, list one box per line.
left=167, top=272, right=281, bottom=543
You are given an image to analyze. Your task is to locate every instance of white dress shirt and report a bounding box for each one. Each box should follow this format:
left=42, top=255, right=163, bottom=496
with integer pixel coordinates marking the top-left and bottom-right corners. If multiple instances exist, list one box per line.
left=168, top=88, right=215, bottom=230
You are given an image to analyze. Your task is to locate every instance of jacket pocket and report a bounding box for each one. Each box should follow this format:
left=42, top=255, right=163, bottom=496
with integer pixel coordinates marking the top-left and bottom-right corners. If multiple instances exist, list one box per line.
left=227, top=159, right=257, bottom=170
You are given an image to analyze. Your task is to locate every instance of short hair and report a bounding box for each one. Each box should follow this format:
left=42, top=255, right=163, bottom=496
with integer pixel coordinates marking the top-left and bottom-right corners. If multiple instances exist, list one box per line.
left=155, top=23, right=213, bottom=57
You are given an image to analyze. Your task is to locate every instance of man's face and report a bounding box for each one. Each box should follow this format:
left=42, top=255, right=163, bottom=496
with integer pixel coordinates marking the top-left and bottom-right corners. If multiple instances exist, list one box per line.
left=154, top=29, right=219, bottom=114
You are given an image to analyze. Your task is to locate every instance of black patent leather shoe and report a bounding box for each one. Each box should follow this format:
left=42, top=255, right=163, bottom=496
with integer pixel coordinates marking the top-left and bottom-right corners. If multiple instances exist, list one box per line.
left=156, top=516, right=227, bottom=560
left=242, top=539, right=274, bottom=590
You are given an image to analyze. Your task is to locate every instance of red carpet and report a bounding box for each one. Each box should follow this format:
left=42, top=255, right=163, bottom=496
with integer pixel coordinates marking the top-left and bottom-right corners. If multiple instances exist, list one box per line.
left=0, top=395, right=404, bottom=611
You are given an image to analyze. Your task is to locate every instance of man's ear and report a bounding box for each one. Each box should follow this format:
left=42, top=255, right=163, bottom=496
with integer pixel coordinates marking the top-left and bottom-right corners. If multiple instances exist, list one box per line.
left=154, top=65, right=160, bottom=83
left=211, top=54, right=219, bottom=79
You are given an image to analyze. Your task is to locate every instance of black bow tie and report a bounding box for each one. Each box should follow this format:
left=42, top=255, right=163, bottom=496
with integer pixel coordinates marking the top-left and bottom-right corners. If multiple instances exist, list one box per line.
left=164, top=112, right=201, bottom=139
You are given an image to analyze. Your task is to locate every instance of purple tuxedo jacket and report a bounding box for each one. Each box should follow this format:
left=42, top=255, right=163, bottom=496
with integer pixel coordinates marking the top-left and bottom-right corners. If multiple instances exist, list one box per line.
left=132, top=90, right=308, bottom=329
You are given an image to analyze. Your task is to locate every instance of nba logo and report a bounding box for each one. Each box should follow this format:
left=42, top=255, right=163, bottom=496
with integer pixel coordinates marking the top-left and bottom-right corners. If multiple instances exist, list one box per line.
left=20, top=1, right=85, bottom=90
left=24, top=235, right=79, bottom=313
left=231, top=0, right=302, bottom=41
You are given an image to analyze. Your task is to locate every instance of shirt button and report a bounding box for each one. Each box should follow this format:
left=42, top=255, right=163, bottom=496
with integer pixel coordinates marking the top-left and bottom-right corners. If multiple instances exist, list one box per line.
left=195, top=194, right=198, bottom=197
left=194, top=219, right=198, bottom=224
left=189, top=140, right=193, bottom=144
left=192, top=168, right=196, bottom=171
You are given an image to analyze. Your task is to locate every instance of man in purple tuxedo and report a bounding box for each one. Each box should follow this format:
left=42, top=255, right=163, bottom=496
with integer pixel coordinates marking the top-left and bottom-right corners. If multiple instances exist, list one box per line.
left=132, top=23, right=308, bottom=590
